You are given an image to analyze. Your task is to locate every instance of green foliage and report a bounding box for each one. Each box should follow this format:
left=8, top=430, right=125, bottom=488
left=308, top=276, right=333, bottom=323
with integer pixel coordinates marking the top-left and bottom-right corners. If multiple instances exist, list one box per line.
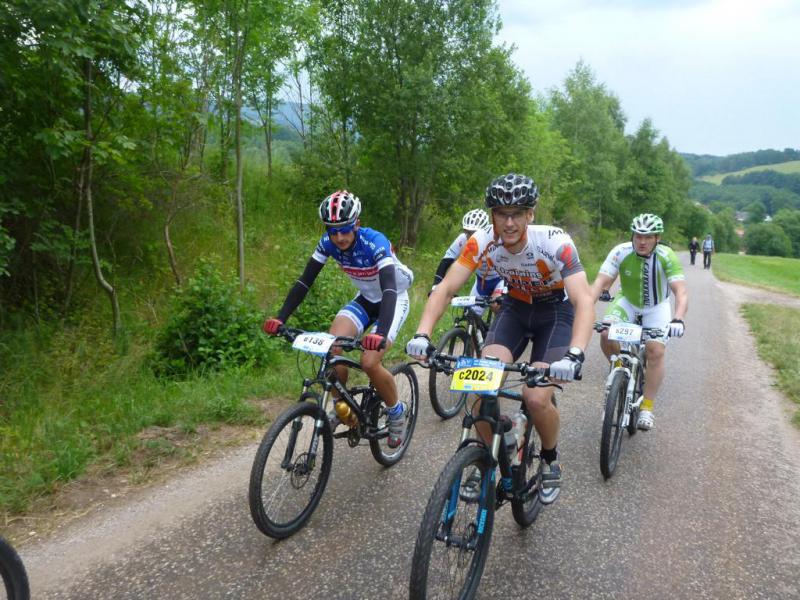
left=682, top=148, right=800, bottom=177
left=153, top=261, right=274, bottom=376
left=741, top=303, right=800, bottom=425
left=743, top=223, right=793, bottom=257
left=772, top=209, right=800, bottom=258
left=745, top=201, right=767, bottom=224
left=690, top=180, right=800, bottom=214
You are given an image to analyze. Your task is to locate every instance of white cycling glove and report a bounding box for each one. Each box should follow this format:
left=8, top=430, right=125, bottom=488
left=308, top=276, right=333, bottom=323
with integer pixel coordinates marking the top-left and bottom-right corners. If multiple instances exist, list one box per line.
left=669, top=319, right=685, bottom=338
left=406, top=334, right=434, bottom=359
left=550, top=349, right=583, bottom=381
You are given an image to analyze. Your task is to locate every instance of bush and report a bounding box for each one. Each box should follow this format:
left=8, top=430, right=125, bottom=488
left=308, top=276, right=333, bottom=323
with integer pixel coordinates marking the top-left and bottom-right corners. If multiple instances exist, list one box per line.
left=744, top=223, right=793, bottom=257
left=153, top=261, right=274, bottom=376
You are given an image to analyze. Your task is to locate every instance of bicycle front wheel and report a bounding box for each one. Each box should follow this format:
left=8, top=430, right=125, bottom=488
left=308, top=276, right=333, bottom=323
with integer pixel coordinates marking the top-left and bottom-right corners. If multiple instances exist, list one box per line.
left=0, top=537, right=30, bottom=600
left=248, top=395, right=333, bottom=539
left=511, top=437, right=543, bottom=527
left=600, top=369, right=628, bottom=479
left=409, top=446, right=495, bottom=600
left=428, top=328, right=473, bottom=419
left=369, top=363, right=420, bottom=466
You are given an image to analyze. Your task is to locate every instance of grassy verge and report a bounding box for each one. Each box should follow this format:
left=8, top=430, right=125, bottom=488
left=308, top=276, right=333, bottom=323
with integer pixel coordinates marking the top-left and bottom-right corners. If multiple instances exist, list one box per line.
left=740, top=303, right=800, bottom=425
left=713, top=254, right=800, bottom=296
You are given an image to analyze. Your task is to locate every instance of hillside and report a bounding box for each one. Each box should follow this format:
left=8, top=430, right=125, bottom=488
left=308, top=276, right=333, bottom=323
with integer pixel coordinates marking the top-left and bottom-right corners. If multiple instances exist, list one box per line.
left=698, top=160, right=800, bottom=184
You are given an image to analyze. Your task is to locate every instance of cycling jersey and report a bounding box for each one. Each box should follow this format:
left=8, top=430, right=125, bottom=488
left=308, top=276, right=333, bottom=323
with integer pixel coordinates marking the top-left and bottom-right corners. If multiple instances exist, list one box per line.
left=443, top=232, right=499, bottom=280
left=312, top=227, right=413, bottom=303
left=455, top=225, right=584, bottom=304
left=598, top=242, right=684, bottom=309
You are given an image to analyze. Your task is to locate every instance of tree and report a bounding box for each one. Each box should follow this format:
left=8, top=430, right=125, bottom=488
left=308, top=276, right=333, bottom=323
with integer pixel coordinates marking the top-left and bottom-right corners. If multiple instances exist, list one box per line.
left=744, top=223, right=792, bottom=257
left=772, top=209, right=800, bottom=257
left=548, top=61, right=628, bottom=230
left=745, top=200, right=766, bottom=224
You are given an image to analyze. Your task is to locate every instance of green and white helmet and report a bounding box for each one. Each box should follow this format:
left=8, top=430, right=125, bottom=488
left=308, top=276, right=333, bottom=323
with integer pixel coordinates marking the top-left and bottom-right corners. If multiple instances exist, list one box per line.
left=630, top=213, right=664, bottom=235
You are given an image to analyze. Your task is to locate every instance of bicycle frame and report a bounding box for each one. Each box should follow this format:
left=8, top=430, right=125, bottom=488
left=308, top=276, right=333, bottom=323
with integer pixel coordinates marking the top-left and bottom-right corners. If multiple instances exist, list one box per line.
left=289, top=332, right=389, bottom=443
left=600, top=322, right=664, bottom=427
left=427, top=354, right=554, bottom=504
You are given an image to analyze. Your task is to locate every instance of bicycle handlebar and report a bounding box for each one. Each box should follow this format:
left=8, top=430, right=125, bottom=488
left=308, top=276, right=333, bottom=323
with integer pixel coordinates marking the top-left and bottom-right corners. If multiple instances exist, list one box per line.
left=276, top=326, right=367, bottom=352
left=411, top=351, right=557, bottom=389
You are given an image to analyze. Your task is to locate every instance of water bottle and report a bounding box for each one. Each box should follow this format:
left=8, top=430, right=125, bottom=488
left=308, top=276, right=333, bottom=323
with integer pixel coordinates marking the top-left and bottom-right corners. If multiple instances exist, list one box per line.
left=335, top=400, right=358, bottom=427
left=509, top=411, right=527, bottom=467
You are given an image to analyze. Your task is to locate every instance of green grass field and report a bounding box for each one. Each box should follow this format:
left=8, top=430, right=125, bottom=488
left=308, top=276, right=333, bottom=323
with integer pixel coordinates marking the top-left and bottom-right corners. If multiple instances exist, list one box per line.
left=741, top=303, right=800, bottom=425
left=713, top=254, right=800, bottom=296
left=698, top=160, right=800, bottom=184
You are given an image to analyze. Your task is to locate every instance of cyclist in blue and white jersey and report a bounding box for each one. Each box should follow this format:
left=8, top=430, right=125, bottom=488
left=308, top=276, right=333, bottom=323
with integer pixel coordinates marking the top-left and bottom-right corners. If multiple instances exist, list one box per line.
left=263, top=190, right=414, bottom=447
left=430, top=209, right=505, bottom=314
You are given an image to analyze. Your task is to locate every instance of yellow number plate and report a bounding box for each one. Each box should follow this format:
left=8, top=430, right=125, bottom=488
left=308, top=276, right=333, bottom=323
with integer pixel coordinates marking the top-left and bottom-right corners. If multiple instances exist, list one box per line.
left=450, top=357, right=504, bottom=395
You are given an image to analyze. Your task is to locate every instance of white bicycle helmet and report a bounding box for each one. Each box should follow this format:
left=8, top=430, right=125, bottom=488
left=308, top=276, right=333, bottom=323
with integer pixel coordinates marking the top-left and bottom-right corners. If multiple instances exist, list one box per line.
left=630, top=213, right=664, bottom=235
left=462, top=209, right=490, bottom=232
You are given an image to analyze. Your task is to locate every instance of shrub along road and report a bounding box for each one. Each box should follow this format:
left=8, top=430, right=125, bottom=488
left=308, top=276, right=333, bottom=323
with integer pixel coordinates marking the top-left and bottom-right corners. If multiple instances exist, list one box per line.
left=18, top=254, right=800, bottom=599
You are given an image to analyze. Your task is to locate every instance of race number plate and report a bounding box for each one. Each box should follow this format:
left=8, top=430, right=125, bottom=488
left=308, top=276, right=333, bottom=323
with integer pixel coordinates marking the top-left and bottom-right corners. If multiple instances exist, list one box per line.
left=450, top=357, right=504, bottom=395
left=608, top=322, right=642, bottom=344
left=292, top=332, right=336, bottom=355
left=451, top=295, right=478, bottom=307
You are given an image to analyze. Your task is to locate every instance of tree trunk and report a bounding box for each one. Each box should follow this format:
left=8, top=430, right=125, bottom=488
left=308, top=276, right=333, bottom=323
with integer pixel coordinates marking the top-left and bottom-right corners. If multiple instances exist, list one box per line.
left=82, top=59, right=121, bottom=337
left=62, top=161, right=85, bottom=318
left=266, top=89, right=273, bottom=179
left=233, top=22, right=248, bottom=291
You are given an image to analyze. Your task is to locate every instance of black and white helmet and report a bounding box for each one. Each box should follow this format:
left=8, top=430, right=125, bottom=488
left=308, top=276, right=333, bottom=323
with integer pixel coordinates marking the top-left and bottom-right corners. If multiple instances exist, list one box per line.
left=485, top=173, right=539, bottom=209
left=462, top=209, right=490, bottom=232
left=319, top=190, right=361, bottom=226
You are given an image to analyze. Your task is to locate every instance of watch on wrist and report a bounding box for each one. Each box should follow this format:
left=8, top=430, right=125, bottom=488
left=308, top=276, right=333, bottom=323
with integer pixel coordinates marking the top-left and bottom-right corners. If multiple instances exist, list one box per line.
left=566, top=346, right=585, bottom=363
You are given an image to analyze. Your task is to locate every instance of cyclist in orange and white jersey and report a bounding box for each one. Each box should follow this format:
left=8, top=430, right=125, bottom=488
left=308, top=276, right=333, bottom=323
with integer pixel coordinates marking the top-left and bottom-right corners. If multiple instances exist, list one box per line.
left=407, top=173, right=594, bottom=504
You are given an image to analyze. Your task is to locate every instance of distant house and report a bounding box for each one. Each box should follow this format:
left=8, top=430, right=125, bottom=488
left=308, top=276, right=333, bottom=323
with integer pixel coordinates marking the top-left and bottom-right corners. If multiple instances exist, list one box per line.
left=735, top=211, right=748, bottom=222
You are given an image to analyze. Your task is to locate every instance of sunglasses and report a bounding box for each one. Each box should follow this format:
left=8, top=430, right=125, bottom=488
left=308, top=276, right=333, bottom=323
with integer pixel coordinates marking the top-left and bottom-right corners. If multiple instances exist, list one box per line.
left=327, top=223, right=356, bottom=236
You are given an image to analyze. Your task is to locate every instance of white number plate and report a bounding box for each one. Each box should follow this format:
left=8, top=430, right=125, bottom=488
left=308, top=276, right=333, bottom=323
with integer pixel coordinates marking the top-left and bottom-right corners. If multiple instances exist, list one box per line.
left=608, top=322, right=642, bottom=344
left=292, top=332, right=336, bottom=355
left=451, top=295, right=478, bottom=307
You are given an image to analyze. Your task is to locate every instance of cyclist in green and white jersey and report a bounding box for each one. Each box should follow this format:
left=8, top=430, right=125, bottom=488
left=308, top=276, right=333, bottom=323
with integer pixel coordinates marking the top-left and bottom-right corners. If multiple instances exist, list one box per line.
left=589, top=213, right=688, bottom=430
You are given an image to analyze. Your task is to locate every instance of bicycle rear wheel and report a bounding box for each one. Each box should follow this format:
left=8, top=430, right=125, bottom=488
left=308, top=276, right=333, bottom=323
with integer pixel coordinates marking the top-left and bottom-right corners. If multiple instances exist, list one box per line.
left=428, top=327, right=473, bottom=419
left=600, top=369, right=628, bottom=479
left=511, top=435, right=543, bottom=527
left=409, top=446, right=495, bottom=600
left=248, top=395, right=333, bottom=539
left=369, top=363, right=419, bottom=466
left=0, top=537, right=30, bottom=600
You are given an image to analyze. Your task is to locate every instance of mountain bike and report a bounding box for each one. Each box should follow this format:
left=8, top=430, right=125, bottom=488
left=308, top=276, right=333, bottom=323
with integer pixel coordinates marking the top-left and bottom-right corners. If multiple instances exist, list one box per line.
left=428, top=295, right=499, bottom=419
left=249, top=326, right=419, bottom=539
left=594, top=320, right=667, bottom=479
left=410, top=352, right=561, bottom=600
left=0, top=537, right=30, bottom=600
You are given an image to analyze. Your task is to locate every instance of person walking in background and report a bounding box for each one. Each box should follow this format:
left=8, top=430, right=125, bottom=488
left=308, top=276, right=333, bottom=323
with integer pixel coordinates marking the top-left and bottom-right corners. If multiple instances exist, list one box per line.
left=702, top=233, right=715, bottom=269
left=689, top=236, right=700, bottom=265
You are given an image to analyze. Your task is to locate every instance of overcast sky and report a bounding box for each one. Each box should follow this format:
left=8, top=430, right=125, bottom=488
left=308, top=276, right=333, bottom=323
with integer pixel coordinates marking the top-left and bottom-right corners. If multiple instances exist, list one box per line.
left=495, top=0, right=800, bottom=156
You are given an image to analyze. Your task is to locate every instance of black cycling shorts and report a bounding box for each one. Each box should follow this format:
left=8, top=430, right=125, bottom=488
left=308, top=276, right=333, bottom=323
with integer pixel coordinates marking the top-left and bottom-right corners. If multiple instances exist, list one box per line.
left=483, top=296, right=574, bottom=363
